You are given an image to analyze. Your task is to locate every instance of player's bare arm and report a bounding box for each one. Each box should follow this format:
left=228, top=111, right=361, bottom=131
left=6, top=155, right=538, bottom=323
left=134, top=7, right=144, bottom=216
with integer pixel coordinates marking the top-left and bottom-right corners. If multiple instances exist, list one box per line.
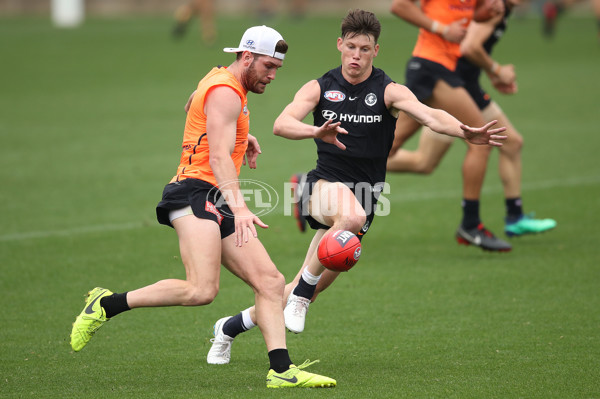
left=460, top=19, right=517, bottom=93
left=390, top=0, right=467, bottom=43
left=273, top=80, right=348, bottom=149
left=205, top=86, right=267, bottom=246
left=386, top=83, right=507, bottom=146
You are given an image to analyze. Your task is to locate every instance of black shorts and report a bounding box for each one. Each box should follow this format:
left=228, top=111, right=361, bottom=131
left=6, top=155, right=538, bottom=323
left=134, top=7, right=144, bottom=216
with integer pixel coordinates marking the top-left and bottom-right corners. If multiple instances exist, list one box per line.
left=463, top=78, right=492, bottom=110
left=156, top=178, right=235, bottom=238
left=297, top=170, right=379, bottom=241
left=404, top=57, right=465, bottom=102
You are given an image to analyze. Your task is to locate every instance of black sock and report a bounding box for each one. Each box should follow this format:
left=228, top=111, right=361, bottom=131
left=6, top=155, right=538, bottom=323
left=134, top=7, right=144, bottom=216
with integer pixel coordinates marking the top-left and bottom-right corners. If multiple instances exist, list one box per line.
left=268, top=348, right=292, bottom=373
left=100, top=292, right=130, bottom=318
left=461, top=199, right=481, bottom=230
left=292, top=276, right=316, bottom=300
left=222, top=312, right=247, bottom=338
left=505, top=197, right=523, bottom=221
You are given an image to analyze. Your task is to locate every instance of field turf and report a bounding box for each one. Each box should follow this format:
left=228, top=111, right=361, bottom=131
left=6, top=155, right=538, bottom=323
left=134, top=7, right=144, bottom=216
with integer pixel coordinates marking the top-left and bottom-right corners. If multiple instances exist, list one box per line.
left=1, top=13, right=599, bottom=398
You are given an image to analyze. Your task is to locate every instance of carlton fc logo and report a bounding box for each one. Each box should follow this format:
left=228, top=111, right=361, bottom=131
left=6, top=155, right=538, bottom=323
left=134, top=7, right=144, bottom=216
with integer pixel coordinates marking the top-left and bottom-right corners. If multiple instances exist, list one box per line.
left=324, top=90, right=346, bottom=102
left=365, top=93, right=377, bottom=106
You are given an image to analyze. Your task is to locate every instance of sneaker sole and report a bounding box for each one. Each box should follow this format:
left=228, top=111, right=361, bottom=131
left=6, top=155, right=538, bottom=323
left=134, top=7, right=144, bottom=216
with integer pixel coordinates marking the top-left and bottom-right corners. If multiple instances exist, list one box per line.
left=505, top=225, right=556, bottom=237
left=456, top=236, right=512, bottom=252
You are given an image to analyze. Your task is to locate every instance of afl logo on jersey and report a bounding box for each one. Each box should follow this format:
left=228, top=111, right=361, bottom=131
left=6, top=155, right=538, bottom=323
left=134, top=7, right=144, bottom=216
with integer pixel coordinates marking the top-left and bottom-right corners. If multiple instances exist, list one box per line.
left=365, top=93, right=377, bottom=107
left=324, top=90, right=346, bottom=102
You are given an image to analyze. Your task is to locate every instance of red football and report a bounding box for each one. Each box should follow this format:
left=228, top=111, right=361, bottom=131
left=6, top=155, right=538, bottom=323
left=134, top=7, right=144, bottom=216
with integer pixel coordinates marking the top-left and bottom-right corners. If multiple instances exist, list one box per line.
left=317, top=230, right=362, bottom=272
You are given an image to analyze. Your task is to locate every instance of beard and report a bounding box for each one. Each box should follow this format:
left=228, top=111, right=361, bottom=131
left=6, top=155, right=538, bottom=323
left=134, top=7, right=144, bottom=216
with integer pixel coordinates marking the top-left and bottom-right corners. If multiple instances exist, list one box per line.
left=242, top=61, right=266, bottom=94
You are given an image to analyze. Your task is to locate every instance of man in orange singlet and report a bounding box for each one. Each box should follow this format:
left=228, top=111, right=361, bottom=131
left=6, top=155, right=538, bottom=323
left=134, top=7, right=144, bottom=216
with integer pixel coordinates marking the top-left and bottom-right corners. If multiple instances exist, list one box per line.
left=70, top=25, right=336, bottom=388
left=390, top=0, right=513, bottom=252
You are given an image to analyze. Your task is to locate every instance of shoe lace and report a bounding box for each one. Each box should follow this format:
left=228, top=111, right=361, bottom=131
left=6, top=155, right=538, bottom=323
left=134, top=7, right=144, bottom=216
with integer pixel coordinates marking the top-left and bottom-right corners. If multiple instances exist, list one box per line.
left=290, top=295, right=311, bottom=316
left=209, top=335, right=232, bottom=352
left=477, top=224, right=494, bottom=238
left=296, top=359, right=320, bottom=370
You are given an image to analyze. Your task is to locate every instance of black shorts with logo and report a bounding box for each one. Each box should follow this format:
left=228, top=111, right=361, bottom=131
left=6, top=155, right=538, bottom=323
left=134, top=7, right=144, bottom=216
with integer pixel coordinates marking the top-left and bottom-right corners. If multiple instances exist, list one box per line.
left=404, top=57, right=465, bottom=102
left=462, top=78, right=491, bottom=110
left=297, top=170, right=379, bottom=241
left=156, top=178, right=235, bottom=238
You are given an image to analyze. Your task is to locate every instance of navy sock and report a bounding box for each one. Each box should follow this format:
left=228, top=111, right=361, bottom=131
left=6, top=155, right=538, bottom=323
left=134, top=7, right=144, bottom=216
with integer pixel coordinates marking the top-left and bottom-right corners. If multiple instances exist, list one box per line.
left=461, top=199, right=481, bottom=230
left=222, top=312, right=246, bottom=338
left=292, top=276, right=316, bottom=300
left=268, top=348, right=292, bottom=373
left=505, top=198, right=523, bottom=221
left=100, top=292, right=130, bottom=318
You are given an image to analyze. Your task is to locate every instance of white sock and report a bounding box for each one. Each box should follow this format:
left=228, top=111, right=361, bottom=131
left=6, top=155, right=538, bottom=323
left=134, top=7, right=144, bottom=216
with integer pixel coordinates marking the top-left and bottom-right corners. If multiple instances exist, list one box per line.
left=241, top=307, right=256, bottom=330
left=301, top=268, right=321, bottom=286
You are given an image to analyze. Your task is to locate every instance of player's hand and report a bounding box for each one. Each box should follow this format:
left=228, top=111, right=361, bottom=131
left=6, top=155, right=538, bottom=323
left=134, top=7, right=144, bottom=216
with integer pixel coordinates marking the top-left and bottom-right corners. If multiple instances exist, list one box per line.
left=234, top=208, right=268, bottom=247
left=315, top=119, right=349, bottom=150
left=184, top=90, right=197, bottom=113
left=492, top=64, right=516, bottom=86
left=443, top=18, right=468, bottom=43
left=492, top=80, right=518, bottom=94
left=461, top=120, right=507, bottom=147
left=243, top=134, right=262, bottom=169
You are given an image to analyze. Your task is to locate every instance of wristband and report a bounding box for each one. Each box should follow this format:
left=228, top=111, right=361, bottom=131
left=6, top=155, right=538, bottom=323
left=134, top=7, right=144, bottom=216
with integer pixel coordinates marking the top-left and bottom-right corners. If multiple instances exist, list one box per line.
left=431, top=20, right=449, bottom=37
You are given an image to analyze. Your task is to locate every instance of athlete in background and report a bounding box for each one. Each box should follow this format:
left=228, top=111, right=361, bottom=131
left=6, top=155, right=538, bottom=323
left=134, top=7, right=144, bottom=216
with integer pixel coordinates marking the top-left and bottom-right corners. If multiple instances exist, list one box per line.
left=390, top=0, right=515, bottom=252
left=387, top=0, right=557, bottom=237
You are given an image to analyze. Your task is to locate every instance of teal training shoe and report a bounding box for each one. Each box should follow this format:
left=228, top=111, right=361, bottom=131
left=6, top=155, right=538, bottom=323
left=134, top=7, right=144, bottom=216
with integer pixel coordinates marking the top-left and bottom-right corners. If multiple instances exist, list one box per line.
left=505, top=214, right=557, bottom=237
left=70, top=287, right=113, bottom=351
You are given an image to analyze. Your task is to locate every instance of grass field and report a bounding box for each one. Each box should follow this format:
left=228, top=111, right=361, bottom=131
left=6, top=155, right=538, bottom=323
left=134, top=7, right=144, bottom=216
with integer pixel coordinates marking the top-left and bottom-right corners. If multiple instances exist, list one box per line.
left=1, top=12, right=599, bottom=398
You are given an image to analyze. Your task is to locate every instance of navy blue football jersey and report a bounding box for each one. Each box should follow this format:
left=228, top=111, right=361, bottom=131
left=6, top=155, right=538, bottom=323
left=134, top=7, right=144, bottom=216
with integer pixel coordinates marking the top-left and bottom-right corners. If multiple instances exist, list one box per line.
left=311, top=66, right=397, bottom=186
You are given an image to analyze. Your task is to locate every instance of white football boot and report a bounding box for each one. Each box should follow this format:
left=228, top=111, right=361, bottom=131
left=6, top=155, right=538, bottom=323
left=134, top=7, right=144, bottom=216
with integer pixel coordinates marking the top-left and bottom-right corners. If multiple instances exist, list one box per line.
left=207, top=316, right=233, bottom=364
left=284, top=293, right=311, bottom=334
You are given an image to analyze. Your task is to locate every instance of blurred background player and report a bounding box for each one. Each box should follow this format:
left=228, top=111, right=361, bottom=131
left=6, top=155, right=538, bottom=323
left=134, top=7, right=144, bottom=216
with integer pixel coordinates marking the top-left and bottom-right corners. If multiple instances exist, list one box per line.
left=387, top=0, right=557, bottom=237
left=542, top=0, right=600, bottom=40
left=389, top=0, right=514, bottom=252
left=70, top=25, right=336, bottom=389
left=172, top=0, right=217, bottom=45
left=258, top=0, right=308, bottom=20
left=205, top=9, right=507, bottom=365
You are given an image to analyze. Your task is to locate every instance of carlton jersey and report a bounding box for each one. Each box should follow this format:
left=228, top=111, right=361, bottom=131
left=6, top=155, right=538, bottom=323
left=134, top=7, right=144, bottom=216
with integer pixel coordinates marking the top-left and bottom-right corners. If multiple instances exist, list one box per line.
left=455, top=1, right=512, bottom=82
left=413, top=0, right=477, bottom=71
left=311, top=66, right=397, bottom=186
left=170, top=66, right=249, bottom=187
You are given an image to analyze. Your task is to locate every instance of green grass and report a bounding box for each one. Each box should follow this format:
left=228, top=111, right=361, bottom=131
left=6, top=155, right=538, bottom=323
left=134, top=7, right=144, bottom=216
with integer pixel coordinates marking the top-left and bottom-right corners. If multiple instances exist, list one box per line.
left=1, top=14, right=599, bottom=398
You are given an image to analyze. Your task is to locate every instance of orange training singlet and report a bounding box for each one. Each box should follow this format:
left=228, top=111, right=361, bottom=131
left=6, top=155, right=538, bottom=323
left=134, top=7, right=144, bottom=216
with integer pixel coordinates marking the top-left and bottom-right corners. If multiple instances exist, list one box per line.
left=412, top=0, right=476, bottom=71
left=170, top=67, right=249, bottom=187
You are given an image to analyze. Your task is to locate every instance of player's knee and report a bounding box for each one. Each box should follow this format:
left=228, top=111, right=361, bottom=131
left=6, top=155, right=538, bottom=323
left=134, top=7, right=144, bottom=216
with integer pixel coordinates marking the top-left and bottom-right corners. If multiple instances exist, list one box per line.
left=185, top=284, right=219, bottom=306
left=415, top=161, right=437, bottom=175
left=251, top=266, right=285, bottom=298
left=511, top=133, right=524, bottom=152
left=341, top=213, right=367, bottom=234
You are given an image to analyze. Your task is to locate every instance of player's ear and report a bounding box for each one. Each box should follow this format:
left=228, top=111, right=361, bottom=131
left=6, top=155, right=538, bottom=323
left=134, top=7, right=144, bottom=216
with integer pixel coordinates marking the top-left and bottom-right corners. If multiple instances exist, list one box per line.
left=241, top=50, right=254, bottom=66
left=373, top=43, right=380, bottom=57
left=336, top=37, right=343, bottom=52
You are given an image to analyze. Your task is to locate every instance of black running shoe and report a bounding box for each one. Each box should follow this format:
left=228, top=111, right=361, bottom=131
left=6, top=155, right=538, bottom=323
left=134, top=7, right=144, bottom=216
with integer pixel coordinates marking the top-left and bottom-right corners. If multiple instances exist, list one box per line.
left=456, top=223, right=512, bottom=252
left=290, top=173, right=307, bottom=233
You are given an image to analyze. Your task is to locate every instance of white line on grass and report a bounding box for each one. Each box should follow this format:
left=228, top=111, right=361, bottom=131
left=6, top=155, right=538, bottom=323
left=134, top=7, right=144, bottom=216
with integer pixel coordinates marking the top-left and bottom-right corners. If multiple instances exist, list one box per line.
left=1, top=175, right=598, bottom=242
left=0, top=222, right=147, bottom=242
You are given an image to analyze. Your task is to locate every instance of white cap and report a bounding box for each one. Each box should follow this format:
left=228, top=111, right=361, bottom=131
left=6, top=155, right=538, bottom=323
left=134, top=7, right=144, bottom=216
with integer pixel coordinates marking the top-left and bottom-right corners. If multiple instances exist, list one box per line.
left=223, top=25, right=286, bottom=60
